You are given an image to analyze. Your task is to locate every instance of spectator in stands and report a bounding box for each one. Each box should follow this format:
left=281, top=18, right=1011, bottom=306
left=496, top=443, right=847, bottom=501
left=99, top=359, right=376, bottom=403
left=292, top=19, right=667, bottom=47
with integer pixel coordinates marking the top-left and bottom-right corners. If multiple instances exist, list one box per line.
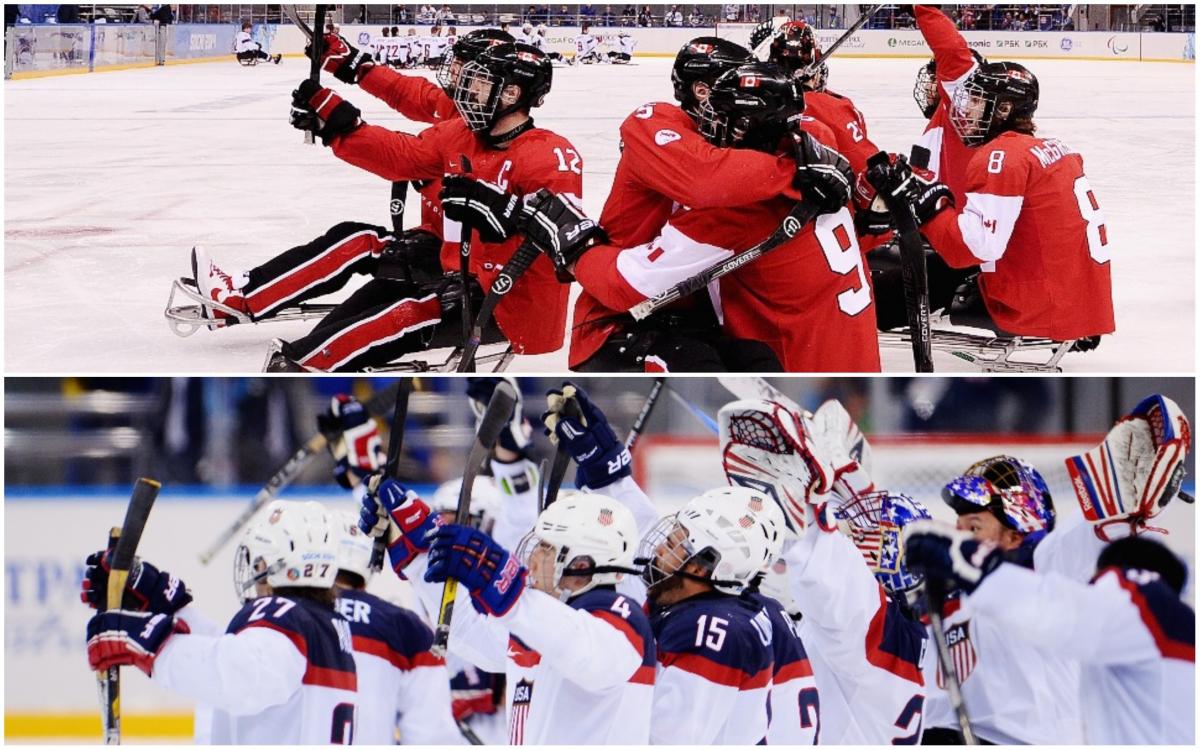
left=637, top=5, right=652, bottom=26
left=56, top=4, right=78, bottom=23
left=600, top=5, right=616, bottom=25
left=557, top=4, right=570, bottom=25
left=723, top=3, right=741, bottom=22
left=1150, top=14, right=1165, bottom=32
left=688, top=6, right=705, bottom=26
left=133, top=4, right=152, bottom=23
left=581, top=3, right=596, bottom=21
left=151, top=4, right=172, bottom=24
left=419, top=4, right=435, bottom=24
left=665, top=4, right=683, bottom=26
left=621, top=4, right=635, bottom=25
left=436, top=4, right=456, bottom=23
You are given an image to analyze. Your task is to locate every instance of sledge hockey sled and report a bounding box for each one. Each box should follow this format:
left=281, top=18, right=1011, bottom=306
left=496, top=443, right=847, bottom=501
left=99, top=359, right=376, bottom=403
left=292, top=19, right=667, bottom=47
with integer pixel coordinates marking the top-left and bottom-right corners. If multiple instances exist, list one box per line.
left=164, top=277, right=335, bottom=337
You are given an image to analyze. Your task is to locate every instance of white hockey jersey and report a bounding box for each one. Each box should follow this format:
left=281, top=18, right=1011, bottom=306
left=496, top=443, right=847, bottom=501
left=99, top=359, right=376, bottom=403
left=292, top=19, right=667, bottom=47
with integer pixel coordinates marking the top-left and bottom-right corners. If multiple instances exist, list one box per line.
left=614, top=35, right=636, bottom=56
left=154, top=596, right=358, bottom=745
left=407, top=555, right=654, bottom=744
left=970, top=563, right=1195, bottom=744
left=747, top=591, right=818, bottom=744
left=574, top=34, right=598, bottom=58
left=335, top=588, right=462, bottom=744
left=783, top=519, right=929, bottom=744
left=234, top=30, right=261, bottom=54
left=648, top=591, right=774, bottom=744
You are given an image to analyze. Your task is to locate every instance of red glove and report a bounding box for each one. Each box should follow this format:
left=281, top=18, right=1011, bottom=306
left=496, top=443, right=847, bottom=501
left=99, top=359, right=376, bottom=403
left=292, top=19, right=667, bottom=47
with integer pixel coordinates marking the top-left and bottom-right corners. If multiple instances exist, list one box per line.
left=289, top=80, right=362, bottom=145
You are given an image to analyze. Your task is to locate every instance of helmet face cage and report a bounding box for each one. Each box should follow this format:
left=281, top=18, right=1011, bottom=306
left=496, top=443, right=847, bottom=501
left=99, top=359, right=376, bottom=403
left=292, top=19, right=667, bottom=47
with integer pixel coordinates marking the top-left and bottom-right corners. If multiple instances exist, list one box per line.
left=914, top=61, right=938, bottom=118
left=965, top=455, right=1054, bottom=534
left=949, top=64, right=1037, bottom=147
left=452, top=58, right=503, bottom=131
left=232, top=543, right=279, bottom=602
left=948, top=76, right=998, bottom=147
left=638, top=515, right=710, bottom=592
left=835, top=492, right=929, bottom=594
left=516, top=531, right=573, bottom=600
left=697, top=70, right=803, bottom=151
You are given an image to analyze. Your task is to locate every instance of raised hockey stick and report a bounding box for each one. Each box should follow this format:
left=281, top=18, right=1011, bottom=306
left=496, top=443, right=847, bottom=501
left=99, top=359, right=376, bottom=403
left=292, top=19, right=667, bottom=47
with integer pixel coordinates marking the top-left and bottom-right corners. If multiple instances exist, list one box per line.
left=98, top=478, right=162, bottom=745
left=542, top=396, right=584, bottom=513
left=199, top=380, right=403, bottom=564
left=866, top=148, right=934, bottom=372
left=301, top=5, right=328, bottom=145
left=924, top=577, right=979, bottom=744
left=625, top=377, right=666, bottom=451
left=456, top=241, right=540, bottom=372
left=370, top=378, right=414, bottom=570
left=280, top=5, right=313, bottom=40
left=666, top=386, right=719, bottom=436
left=432, top=380, right=518, bottom=655
left=456, top=156, right=477, bottom=373
left=717, top=376, right=808, bottom=416
left=629, top=201, right=817, bottom=321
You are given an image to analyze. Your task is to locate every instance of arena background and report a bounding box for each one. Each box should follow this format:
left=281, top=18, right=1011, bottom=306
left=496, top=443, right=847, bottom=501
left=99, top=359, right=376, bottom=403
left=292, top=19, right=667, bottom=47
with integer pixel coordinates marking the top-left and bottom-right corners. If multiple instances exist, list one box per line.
left=4, top=375, right=1195, bottom=741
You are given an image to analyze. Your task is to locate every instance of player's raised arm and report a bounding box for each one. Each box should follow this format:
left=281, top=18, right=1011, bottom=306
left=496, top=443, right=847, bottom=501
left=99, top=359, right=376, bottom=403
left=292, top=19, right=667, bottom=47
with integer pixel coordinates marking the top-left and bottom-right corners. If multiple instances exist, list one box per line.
left=915, top=5, right=977, bottom=86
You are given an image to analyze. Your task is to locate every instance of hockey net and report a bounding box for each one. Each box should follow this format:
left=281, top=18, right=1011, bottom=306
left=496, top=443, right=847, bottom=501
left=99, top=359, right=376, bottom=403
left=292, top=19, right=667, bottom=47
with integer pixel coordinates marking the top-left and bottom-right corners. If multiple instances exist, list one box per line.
left=633, top=433, right=1102, bottom=521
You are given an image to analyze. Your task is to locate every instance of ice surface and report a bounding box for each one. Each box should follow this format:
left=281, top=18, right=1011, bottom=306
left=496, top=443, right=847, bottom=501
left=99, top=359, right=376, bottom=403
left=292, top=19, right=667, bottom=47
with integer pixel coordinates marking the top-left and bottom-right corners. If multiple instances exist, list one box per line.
left=4, top=57, right=1193, bottom=372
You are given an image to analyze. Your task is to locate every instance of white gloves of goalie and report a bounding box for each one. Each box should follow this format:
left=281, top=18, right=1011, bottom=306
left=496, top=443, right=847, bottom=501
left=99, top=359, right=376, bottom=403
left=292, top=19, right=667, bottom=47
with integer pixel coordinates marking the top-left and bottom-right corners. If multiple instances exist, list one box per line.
left=1066, top=394, right=1192, bottom=540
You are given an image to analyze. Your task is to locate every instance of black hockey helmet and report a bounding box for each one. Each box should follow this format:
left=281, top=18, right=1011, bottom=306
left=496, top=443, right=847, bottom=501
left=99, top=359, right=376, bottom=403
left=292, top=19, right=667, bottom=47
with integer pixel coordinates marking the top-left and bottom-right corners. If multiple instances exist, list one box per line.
left=767, top=21, right=828, bottom=91
left=451, top=42, right=552, bottom=134
left=948, top=61, right=1039, bottom=147
left=914, top=48, right=986, bottom=118
left=437, top=28, right=515, bottom=92
left=671, top=37, right=754, bottom=116
left=1096, top=537, right=1188, bottom=595
left=698, top=62, right=805, bottom=151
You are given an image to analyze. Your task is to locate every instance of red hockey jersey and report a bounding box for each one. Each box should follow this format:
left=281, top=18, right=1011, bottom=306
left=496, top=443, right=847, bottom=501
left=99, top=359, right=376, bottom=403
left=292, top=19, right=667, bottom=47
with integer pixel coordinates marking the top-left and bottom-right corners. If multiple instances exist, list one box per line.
left=803, top=90, right=879, bottom=178
left=331, top=118, right=579, bottom=355
left=914, top=4, right=981, bottom=206
left=922, top=132, right=1114, bottom=340
left=358, top=65, right=455, bottom=242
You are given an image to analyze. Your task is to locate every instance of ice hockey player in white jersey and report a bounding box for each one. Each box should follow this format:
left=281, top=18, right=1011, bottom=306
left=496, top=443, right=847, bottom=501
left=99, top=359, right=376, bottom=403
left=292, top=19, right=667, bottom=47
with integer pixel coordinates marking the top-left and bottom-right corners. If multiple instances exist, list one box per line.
left=370, top=26, right=390, bottom=63
left=570, top=22, right=604, bottom=65
left=919, top=455, right=1084, bottom=744
left=359, top=476, right=654, bottom=744
left=332, top=512, right=462, bottom=744
left=85, top=501, right=358, bottom=744
left=516, top=22, right=536, bottom=46
left=532, top=24, right=568, bottom=64
left=637, top=486, right=777, bottom=744
left=907, top=525, right=1194, bottom=743
left=720, top=398, right=931, bottom=744
left=235, top=19, right=281, bottom=64
left=607, top=29, right=636, bottom=63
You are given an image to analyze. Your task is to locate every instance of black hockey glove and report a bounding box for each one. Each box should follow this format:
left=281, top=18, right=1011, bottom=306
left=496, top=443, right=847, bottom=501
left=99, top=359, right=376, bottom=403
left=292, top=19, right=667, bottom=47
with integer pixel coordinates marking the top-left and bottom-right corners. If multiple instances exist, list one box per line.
left=520, top=189, right=607, bottom=281
left=307, top=33, right=376, bottom=85
left=289, top=79, right=362, bottom=146
left=791, top=131, right=854, bottom=215
left=870, top=154, right=954, bottom=226
left=440, top=176, right=522, bottom=243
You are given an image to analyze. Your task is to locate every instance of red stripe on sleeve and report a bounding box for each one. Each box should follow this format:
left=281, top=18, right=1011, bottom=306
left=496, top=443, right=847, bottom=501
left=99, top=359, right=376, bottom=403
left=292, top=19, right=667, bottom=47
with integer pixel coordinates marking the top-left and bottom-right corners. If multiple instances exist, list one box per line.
left=590, top=610, right=646, bottom=656
left=305, top=664, right=358, bottom=690
left=629, top=665, right=656, bottom=685
left=774, top=657, right=814, bottom=683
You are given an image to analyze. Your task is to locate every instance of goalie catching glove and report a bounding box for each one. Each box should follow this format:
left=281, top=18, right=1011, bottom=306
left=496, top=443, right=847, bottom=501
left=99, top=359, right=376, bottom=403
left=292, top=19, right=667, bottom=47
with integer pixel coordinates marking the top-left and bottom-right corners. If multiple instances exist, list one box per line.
left=289, top=79, right=362, bottom=146
left=520, top=189, right=607, bottom=281
left=1066, top=394, right=1192, bottom=541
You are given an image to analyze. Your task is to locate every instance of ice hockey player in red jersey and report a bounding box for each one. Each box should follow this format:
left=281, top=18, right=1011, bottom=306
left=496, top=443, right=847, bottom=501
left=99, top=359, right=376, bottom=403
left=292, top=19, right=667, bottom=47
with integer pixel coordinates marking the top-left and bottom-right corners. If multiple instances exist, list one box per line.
left=332, top=512, right=463, bottom=744
left=84, top=501, right=358, bottom=744
left=272, top=40, right=578, bottom=370
left=359, top=479, right=654, bottom=744
left=878, top=61, right=1115, bottom=343
left=639, top=487, right=777, bottom=743
left=520, top=61, right=877, bottom=372
left=180, top=30, right=514, bottom=371
left=719, top=398, right=931, bottom=743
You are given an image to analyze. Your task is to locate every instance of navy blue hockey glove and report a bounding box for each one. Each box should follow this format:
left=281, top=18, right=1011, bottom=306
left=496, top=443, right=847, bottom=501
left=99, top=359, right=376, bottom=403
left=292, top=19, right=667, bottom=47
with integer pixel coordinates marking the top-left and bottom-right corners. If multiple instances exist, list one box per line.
left=466, top=377, right=532, bottom=458
left=541, top=382, right=632, bottom=490
left=791, top=131, right=854, bottom=215
left=440, top=176, right=522, bottom=243
left=318, top=394, right=385, bottom=490
left=425, top=524, right=527, bottom=617
left=87, top=610, right=190, bottom=677
left=81, top=549, right=192, bottom=615
left=360, top=477, right=441, bottom=572
left=520, top=189, right=607, bottom=281
left=290, top=79, right=362, bottom=146
left=903, top=520, right=1004, bottom=594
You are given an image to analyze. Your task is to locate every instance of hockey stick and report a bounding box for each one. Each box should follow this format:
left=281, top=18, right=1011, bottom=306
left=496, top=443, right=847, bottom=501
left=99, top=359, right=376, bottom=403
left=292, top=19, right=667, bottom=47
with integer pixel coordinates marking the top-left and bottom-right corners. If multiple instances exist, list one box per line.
left=301, top=5, right=328, bottom=146
left=98, top=477, right=162, bottom=745
left=432, top=380, right=518, bottom=655
left=867, top=148, right=934, bottom=372
left=666, top=386, right=719, bottom=436
left=457, top=157, right=477, bottom=373
left=370, top=378, right=414, bottom=571
left=625, top=377, right=666, bottom=451
left=456, top=241, right=540, bottom=373
left=629, top=201, right=817, bottom=321
left=924, top=578, right=979, bottom=744
left=542, top=396, right=584, bottom=513
left=717, top=376, right=808, bottom=416
left=199, top=380, right=403, bottom=564
left=280, top=5, right=313, bottom=40
left=752, top=4, right=882, bottom=67
left=456, top=720, right=485, bottom=746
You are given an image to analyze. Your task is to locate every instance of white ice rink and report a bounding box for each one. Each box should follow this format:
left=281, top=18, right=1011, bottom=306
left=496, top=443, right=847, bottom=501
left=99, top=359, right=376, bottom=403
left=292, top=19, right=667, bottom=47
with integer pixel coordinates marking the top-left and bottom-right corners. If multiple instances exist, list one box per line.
left=4, top=56, right=1194, bottom=372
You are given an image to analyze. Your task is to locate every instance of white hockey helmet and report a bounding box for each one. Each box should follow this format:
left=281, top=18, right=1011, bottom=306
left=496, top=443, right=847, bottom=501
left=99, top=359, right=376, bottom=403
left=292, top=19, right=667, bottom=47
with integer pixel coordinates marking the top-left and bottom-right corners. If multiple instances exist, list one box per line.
left=522, top=21, right=533, bottom=33
left=335, top=510, right=375, bottom=582
left=719, top=399, right=832, bottom=534
left=639, top=486, right=777, bottom=596
left=233, top=500, right=338, bottom=602
left=430, top=476, right=501, bottom=533
left=515, top=491, right=640, bottom=601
